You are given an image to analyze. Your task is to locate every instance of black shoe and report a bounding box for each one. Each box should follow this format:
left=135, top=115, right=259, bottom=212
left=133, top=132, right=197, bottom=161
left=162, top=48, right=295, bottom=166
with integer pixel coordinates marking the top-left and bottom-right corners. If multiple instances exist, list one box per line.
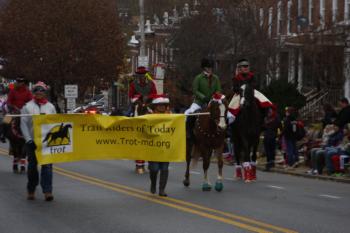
left=20, top=166, right=26, bottom=173
left=44, top=193, right=54, bottom=201
left=12, top=164, right=18, bottom=173
left=27, top=192, right=35, bottom=200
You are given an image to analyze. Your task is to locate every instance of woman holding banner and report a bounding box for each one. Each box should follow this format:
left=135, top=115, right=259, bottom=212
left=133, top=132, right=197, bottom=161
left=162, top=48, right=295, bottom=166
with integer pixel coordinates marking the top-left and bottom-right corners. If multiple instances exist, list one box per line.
left=148, top=94, right=171, bottom=197
left=20, top=82, right=56, bottom=201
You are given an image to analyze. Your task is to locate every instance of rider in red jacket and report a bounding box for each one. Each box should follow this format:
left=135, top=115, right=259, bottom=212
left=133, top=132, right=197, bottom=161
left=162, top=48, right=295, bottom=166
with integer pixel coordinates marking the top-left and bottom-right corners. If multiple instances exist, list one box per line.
left=128, top=66, right=157, bottom=174
left=7, top=76, right=32, bottom=113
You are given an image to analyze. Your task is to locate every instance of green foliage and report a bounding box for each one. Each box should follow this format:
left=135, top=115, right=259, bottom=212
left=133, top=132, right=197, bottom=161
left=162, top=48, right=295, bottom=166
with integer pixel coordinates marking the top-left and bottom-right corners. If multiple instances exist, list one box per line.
left=262, top=79, right=306, bottom=116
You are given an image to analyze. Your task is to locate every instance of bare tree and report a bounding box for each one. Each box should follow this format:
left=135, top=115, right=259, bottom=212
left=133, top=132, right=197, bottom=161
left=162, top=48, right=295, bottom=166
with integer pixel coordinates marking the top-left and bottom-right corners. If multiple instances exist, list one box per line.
left=169, top=0, right=277, bottom=106
left=0, top=0, right=125, bottom=99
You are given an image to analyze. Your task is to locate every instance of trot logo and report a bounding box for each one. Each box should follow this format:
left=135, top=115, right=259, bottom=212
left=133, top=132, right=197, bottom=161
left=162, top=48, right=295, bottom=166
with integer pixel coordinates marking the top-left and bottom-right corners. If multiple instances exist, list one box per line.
left=41, top=123, right=73, bottom=155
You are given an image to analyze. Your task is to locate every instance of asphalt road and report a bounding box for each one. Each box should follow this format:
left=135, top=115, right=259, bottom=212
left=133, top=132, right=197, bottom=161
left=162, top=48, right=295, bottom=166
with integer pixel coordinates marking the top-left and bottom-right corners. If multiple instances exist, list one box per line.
left=0, top=145, right=349, bottom=233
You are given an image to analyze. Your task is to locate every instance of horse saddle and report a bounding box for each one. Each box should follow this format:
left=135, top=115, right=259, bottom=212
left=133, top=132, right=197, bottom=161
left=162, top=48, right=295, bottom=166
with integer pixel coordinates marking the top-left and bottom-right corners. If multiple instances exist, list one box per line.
left=2, top=115, right=12, bottom=124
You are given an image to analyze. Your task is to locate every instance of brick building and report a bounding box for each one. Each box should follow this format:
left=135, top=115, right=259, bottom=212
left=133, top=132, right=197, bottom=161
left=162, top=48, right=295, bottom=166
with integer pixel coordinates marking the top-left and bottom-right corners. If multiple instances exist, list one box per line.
left=258, top=0, right=350, bottom=103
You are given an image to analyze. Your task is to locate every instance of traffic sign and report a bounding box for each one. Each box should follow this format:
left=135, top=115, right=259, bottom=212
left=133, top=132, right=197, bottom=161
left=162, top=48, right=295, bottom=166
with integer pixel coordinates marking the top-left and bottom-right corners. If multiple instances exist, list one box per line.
left=64, top=85, right=78, bottom=98
left=66, top=98, right=76, bottom=110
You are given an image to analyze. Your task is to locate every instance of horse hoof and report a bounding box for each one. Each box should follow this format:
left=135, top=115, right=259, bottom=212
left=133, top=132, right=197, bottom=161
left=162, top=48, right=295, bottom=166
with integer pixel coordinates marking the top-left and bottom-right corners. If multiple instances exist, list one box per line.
left=215, top=182, right=223, bottom=192
left=202, top=184, right=212, bottom=191
left=183, top=179, right=190, bottom=187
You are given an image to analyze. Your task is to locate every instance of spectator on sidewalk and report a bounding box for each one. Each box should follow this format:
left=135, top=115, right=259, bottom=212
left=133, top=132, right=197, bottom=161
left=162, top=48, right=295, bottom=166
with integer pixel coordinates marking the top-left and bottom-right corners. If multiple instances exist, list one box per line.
left=263, top=105, right=281, bottom=171
left=334, top=97, right=350, bottom=130
left=282, top=107, right=298, bottom=169
left=308, top=124, right=343, bottom=175
left=322, top=103, right=337, bottom=129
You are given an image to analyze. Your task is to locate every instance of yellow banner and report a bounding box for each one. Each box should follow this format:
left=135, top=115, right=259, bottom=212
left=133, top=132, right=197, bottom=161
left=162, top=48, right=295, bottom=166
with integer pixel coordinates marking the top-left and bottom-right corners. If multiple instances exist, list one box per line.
left=33, top=114, right=186, bottom=165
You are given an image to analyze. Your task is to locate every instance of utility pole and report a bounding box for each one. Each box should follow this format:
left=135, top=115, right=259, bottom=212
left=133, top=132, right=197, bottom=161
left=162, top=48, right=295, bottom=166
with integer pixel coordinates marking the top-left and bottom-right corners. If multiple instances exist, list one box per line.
left=139, top=0, right=146, bottom=57
left=138, top=0, right=149, bottom=68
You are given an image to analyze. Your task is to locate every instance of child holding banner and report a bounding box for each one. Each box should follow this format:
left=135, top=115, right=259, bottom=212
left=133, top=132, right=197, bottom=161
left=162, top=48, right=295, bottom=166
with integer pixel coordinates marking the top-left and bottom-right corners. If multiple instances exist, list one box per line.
left=20, top=82, right=56, bottom=201
left=148, top=94, right=171, bottom=197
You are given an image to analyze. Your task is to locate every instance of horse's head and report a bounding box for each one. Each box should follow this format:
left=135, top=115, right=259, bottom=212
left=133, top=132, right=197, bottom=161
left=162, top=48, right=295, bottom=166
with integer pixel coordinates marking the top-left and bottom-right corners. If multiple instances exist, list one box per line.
left=208, top=94, right=228, bottom=130
left=132, top=96, right=151, bottom=116
left=241, top=83, right=255, bottom=107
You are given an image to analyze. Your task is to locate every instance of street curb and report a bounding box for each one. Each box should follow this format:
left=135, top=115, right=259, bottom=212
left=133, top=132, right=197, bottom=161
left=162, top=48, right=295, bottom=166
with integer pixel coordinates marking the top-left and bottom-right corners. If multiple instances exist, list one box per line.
left=256, top=166, right=350, bottom=184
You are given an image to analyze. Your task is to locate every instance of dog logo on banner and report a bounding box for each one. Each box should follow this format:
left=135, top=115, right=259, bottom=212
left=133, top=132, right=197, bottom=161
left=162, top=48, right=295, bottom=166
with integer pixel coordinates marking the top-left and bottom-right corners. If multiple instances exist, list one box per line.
left=41, top=123, right=73, bottom=155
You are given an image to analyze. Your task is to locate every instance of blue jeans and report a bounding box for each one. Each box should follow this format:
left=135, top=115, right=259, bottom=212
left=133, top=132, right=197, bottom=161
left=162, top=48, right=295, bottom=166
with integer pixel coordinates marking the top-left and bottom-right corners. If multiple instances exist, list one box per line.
left=264, top=136, right=276, bottom=165
left=324, top=147, right=344, bottom=174
left=27, top=147, right=53, bottom=193
left=148, top=162, right=169, bottom=172
left=286, top=139, right=297, bottom=166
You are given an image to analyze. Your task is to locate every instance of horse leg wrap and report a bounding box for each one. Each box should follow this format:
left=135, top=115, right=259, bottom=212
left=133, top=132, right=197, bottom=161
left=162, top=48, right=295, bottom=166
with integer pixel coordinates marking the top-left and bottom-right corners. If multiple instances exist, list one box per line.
left=235, top=165, right=242, bottom=180
left=215, top=181, right=224, bottom=192
left=250, top=162, right=257, bottom=181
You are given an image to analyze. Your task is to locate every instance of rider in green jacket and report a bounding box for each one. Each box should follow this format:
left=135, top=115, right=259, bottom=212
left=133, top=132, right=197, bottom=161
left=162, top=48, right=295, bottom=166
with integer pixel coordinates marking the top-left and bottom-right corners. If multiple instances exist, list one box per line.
left=185, top=58, right=221, bottom=115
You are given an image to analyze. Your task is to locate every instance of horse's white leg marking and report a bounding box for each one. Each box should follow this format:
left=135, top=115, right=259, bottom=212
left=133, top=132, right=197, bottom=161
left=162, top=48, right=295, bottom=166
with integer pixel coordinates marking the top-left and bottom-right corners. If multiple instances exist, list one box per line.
left=218, top=104, right=226, bottom=129
left=134, top=105, right=138, bottom=117
left=204, top=170, right=211, bottom=185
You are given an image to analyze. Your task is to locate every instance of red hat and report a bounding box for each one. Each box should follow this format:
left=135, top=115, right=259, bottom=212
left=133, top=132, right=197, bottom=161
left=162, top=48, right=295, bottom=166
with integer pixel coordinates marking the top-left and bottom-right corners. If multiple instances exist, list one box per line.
left=212, top=93, right=225, bottom=101
left=150, top=94, right=170, bottom=104
left=135, top=66, right=148, bottom=75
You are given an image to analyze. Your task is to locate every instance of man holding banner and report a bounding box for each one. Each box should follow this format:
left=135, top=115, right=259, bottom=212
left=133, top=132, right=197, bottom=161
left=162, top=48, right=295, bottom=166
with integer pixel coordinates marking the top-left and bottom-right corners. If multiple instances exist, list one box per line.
left=20, top=82, right=56, bottom=201
left=148, top=94, right=171, bottom=196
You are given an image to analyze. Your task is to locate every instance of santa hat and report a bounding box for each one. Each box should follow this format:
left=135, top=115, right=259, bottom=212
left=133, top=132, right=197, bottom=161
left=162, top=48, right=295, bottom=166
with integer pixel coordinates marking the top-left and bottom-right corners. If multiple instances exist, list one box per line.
left=135, top=66, right=148, bottom=75
left=150, top=94, right=170, bottom=104
left=211, top=93, right=225, bottom=104
left=32, top=81, right=48, bottom=92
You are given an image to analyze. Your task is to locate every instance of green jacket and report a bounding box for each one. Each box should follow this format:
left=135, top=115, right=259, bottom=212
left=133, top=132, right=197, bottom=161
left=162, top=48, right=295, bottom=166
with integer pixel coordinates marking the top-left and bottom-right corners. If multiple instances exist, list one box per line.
left=193, top=73, right=221, bottom=105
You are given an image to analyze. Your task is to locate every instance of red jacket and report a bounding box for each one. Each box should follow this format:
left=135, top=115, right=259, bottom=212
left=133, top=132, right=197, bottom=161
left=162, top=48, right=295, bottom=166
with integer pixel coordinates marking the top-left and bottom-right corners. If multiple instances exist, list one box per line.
left=128, top=80, right=157, bottom=98
left=7, top=86, right=32, bottom=110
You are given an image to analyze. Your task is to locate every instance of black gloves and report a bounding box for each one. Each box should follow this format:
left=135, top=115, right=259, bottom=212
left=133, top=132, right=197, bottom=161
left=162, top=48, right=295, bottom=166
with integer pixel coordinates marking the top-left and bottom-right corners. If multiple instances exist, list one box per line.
left=26, top=140, right=37, bottom=151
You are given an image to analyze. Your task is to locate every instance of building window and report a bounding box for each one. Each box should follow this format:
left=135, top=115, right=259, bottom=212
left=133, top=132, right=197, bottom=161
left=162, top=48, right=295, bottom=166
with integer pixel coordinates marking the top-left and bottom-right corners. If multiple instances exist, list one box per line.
left=345, top=0, right=350, bottom=21
left=277, top=1, right=282, bottom=35
left=259, top=8, right=264, bottom=27
left=320, top=0, right=325, bottom=28
left=332, top=0, right=338, bottom=23
left=268, top=7, right=273, bottom=37
left=288, top=1, right=293, bottom=35
left=309, top=0, right=313, bottom=25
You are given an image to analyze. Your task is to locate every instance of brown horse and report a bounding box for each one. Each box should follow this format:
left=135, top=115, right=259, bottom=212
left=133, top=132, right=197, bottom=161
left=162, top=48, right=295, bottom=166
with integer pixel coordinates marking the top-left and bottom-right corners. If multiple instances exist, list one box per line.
left=0, top=116, right=26, bottom=173
left=131, top=96, right=151, bottom=174
left=183, top=97, right=228, bottom=191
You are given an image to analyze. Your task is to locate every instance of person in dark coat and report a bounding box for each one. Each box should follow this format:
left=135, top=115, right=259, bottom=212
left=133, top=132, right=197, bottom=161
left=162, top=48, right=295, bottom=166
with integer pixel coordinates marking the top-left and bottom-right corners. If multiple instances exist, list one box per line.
left=263, top=105, right=281, bottom=171
left=282, top=107, right=298, bottom=168
left=322, top=103, right=337, bottom=129
left=334, top=97, right=350, bottom=130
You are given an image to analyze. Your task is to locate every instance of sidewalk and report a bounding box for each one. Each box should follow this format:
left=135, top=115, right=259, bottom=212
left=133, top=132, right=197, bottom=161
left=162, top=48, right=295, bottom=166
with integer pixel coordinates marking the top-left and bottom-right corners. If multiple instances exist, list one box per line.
left=222, top=154, right=350, bottom=184
left=257, top=155, right=350, bottom=184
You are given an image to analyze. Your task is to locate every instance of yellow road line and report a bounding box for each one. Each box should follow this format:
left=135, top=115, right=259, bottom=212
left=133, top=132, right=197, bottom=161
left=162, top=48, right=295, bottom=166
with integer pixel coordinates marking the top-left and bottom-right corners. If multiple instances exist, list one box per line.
left=54, top=169, right=272, bottom=233
left=0, top=148, right=297, bottom=233
left=54, top=167, right=297, bottom=233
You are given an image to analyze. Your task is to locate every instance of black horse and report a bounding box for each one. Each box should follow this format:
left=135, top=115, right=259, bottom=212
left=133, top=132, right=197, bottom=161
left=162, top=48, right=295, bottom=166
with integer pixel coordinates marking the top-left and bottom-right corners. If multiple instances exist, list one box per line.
left=231, top=84, right=263, bottom=182
left=43, top=123, right=72, bottom=146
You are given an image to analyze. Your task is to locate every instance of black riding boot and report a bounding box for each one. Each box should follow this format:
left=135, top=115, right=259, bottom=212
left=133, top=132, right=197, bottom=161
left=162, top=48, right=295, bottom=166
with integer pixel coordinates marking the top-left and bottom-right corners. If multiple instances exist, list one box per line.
left=186, top=116, right=196, bottom=140
left=150, top=170, right=158, bottom=194
left=159, top=170, right=169, bottom=197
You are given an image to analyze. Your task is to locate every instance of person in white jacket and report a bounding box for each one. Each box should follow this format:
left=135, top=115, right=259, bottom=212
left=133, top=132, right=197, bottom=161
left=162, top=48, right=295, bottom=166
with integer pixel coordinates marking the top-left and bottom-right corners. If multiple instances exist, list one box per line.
left=20, top=81, right=56, bottom=201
